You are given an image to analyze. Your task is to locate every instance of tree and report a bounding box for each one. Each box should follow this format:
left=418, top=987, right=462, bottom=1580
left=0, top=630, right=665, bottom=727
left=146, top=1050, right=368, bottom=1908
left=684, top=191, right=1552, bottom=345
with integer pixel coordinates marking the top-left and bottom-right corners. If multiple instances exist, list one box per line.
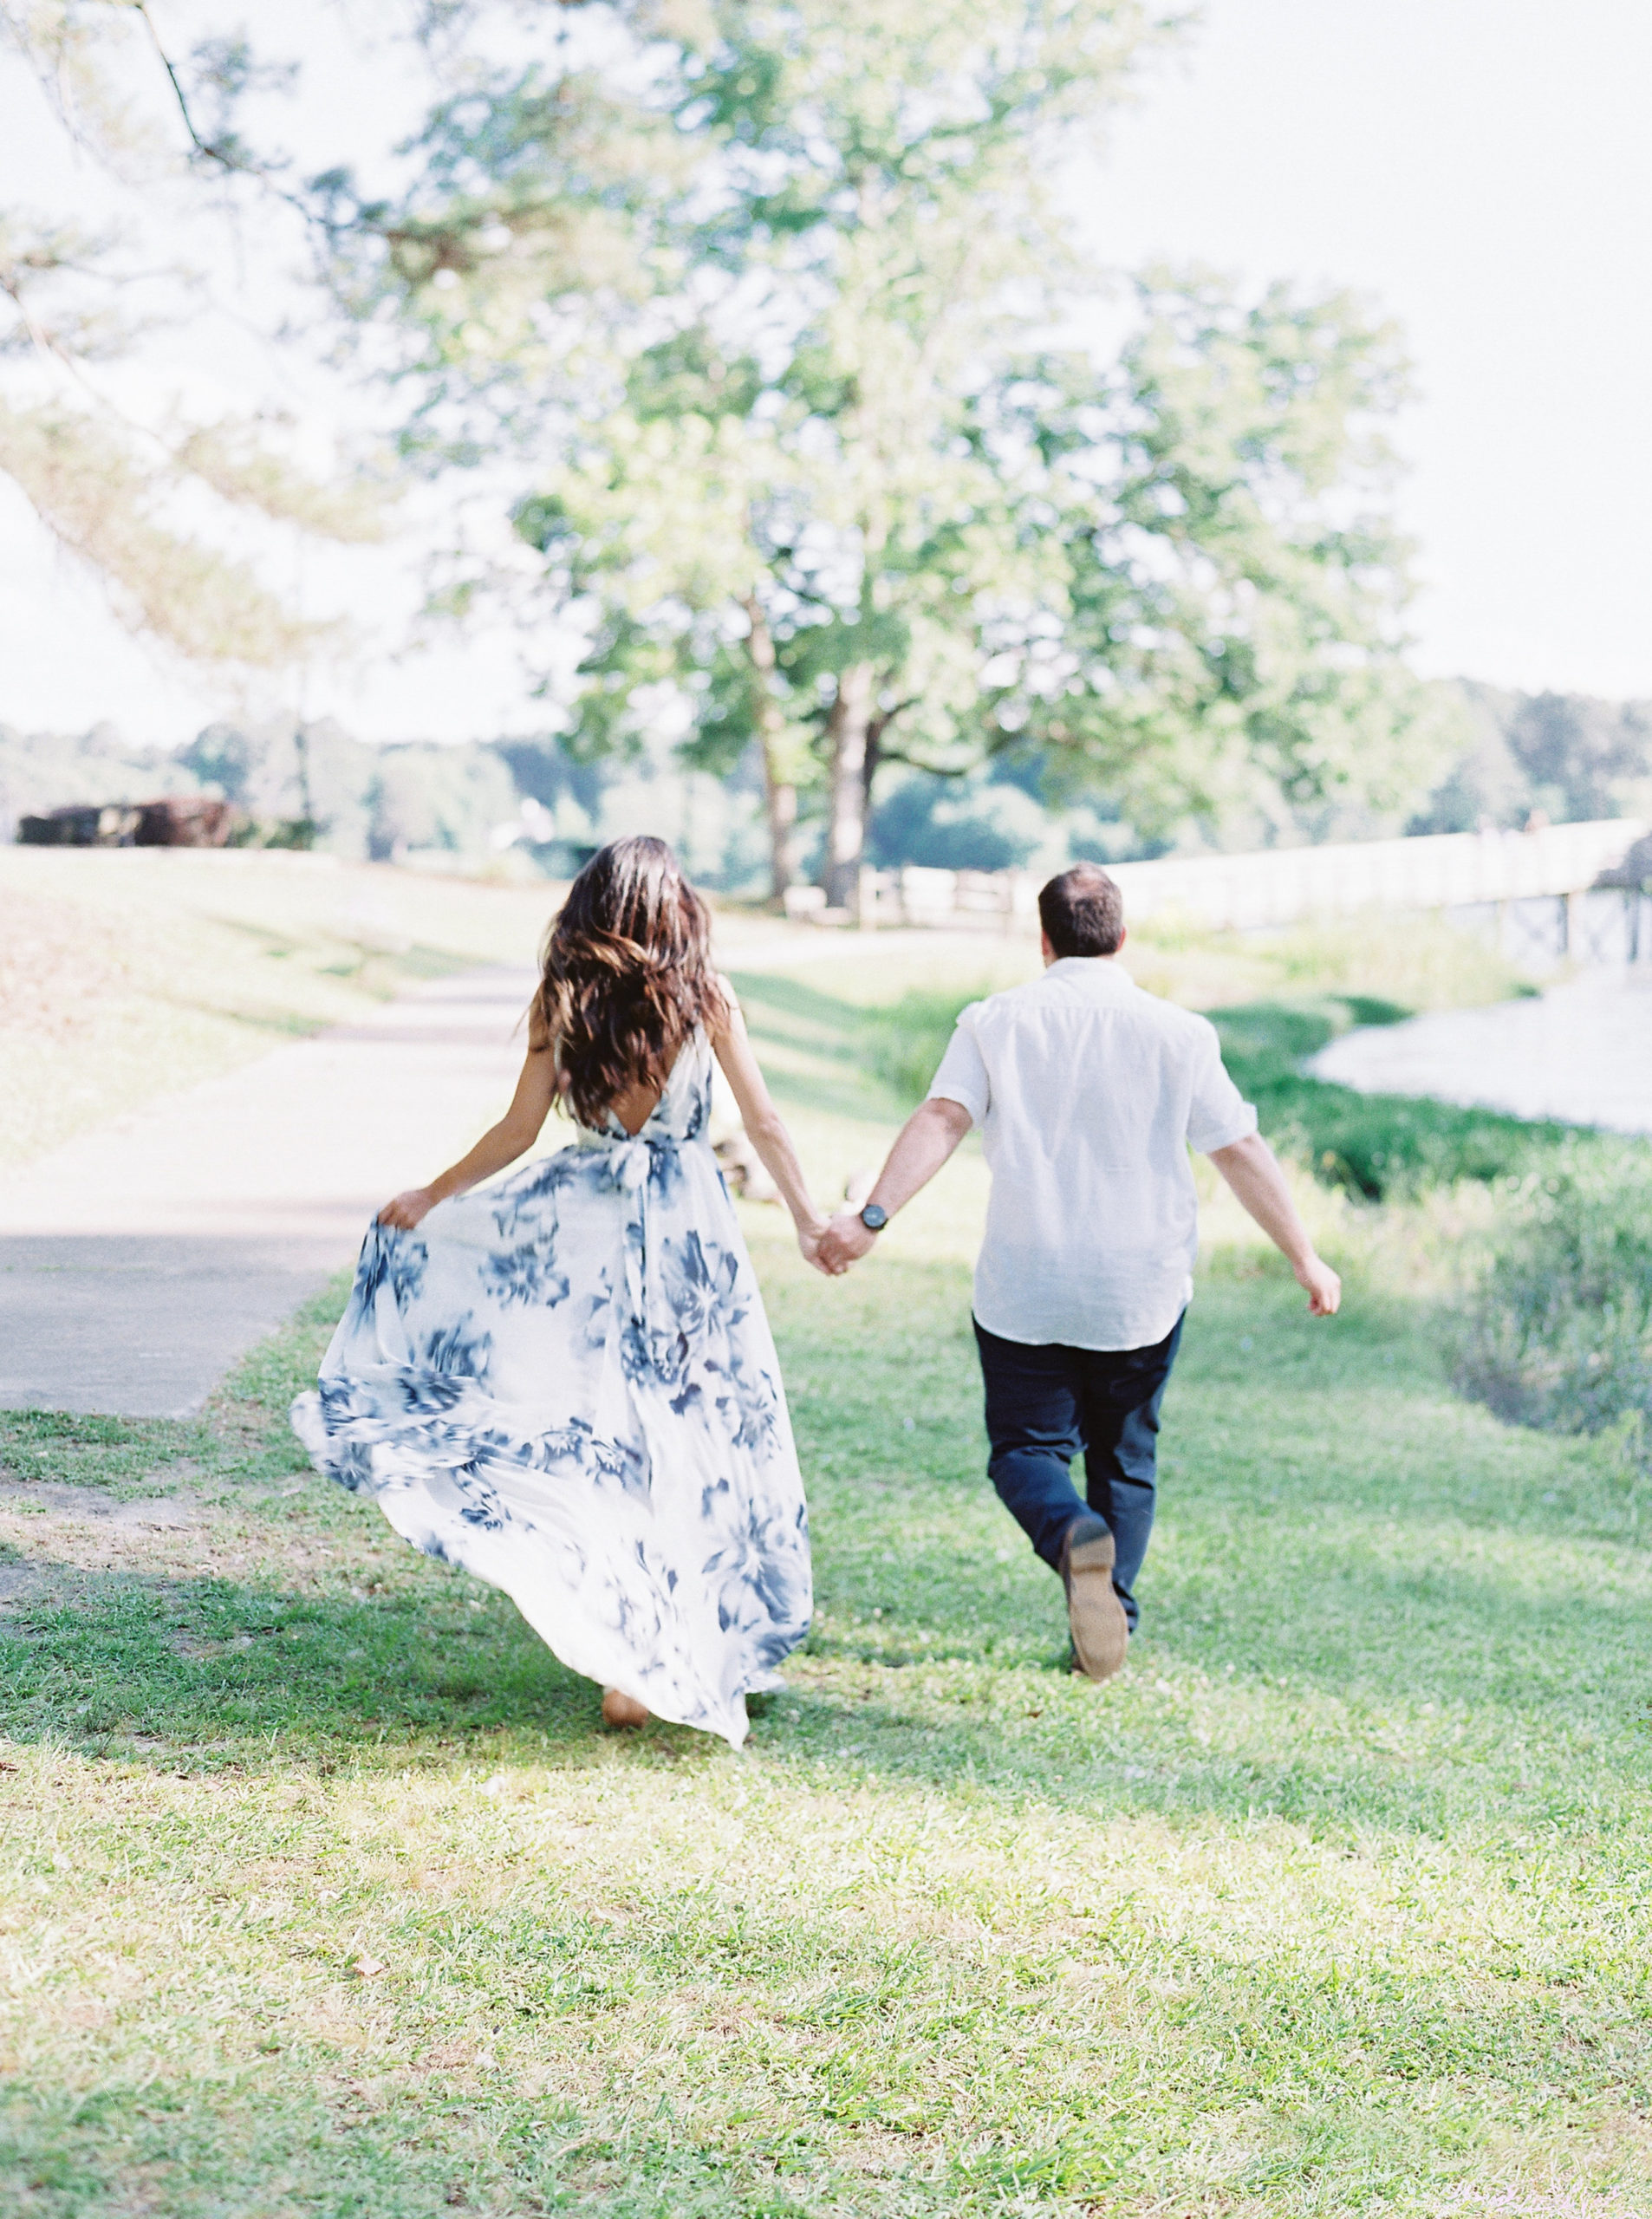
left=317, top=0, right=1166, bottom=896
left=321, top=0, right=1446, bottom=895
left=1504, top=691, right=1651, bottom=824
left=977, top=274, right=1454, bottom=847
left=0, top=2, right=381, bottom=670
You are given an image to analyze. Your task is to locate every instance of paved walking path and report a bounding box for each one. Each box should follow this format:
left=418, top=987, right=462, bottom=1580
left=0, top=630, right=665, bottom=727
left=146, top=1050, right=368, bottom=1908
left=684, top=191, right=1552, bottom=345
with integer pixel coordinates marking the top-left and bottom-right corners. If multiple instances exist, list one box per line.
left=0, top=917, right=1023, bottom=1423
left=0, top=968, right=538, bottom=1419
left=1311, top=964, right=1652, bottom=1135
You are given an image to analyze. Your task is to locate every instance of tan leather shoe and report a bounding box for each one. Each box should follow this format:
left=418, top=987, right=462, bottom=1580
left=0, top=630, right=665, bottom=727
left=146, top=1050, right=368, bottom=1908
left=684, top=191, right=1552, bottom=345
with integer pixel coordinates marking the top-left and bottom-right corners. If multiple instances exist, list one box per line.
left=1060, top=1515, right=1128, bottom=1682
left=601, top=1686, right=649, bottom=1728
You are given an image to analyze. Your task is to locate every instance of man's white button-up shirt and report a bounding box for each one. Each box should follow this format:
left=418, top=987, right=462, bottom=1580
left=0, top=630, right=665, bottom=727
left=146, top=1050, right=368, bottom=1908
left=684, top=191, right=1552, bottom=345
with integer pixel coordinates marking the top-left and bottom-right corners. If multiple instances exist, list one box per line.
left=927, top=956, right=1258, bottom=1352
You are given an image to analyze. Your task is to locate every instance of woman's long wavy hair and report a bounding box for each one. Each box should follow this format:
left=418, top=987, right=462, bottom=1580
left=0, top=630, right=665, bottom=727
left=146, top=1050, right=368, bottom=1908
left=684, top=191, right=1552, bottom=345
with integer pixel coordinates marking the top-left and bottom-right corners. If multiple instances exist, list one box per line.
left=535, top=836, right=725, bottom=1127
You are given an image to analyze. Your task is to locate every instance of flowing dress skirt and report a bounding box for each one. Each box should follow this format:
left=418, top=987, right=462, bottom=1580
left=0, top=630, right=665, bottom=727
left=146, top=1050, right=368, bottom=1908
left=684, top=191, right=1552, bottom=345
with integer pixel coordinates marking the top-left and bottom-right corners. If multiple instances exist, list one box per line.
left=290, top=1036, right=811, bottom=1747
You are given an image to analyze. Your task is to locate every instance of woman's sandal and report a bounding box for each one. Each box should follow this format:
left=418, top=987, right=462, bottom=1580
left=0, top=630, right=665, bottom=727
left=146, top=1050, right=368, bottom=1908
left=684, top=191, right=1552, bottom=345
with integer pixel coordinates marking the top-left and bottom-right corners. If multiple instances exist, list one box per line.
left=601, top=1686, right=650, bottom=1729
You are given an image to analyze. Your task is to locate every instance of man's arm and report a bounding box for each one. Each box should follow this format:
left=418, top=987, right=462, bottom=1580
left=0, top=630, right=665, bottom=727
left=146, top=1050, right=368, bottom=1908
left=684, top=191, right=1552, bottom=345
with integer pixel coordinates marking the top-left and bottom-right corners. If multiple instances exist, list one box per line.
left=815, top=1097, right=973, bottom=1272
left=1206, top=1131, right=1341, bottom=1315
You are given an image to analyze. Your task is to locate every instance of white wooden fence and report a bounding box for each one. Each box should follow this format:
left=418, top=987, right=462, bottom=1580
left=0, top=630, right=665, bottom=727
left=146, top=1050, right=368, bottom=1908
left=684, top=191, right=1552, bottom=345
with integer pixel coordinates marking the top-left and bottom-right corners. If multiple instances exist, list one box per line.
left=782, top=819, right=1651, bottom=935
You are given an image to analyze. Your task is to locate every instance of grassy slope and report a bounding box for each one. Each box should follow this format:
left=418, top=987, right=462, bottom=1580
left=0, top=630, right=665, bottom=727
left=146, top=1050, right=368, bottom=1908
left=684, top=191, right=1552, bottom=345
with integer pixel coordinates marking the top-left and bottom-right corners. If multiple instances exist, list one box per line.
left=3, top=943, right=1651, bottom=2216
left=0, top=849, right=564, bottom=1168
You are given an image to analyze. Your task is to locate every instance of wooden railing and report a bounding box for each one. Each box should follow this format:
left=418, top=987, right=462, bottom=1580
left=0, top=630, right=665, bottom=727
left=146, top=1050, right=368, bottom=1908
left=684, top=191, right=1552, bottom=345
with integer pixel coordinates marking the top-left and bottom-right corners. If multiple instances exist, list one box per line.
left=782, top=819, right=1651, bottom=934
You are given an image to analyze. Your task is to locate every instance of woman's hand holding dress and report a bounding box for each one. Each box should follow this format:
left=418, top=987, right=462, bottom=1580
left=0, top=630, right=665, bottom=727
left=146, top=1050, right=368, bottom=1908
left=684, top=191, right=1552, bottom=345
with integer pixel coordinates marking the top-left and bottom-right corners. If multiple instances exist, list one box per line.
left=374, top=1021, right=559, bottom=1236
left=379, top=1188, right=436, bottom=1230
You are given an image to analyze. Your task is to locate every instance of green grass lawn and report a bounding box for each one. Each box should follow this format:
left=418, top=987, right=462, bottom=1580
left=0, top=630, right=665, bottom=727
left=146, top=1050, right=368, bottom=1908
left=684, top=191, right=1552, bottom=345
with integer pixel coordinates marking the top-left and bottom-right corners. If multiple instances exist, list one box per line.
left=3, top=940, right=1650, bottom=2216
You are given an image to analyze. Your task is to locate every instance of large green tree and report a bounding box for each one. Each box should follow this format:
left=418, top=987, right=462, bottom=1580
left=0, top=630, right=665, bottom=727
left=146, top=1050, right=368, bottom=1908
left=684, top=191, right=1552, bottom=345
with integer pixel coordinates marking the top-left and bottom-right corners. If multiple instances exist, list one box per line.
left=322, top=0, right=1443, bottom=896
left=978, top=273, right=1453, bottom=847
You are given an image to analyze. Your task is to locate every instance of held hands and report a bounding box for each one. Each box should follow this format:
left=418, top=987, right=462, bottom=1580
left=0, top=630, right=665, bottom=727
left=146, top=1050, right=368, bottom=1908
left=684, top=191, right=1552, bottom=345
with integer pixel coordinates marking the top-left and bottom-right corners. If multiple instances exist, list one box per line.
left=797, top=1222, right=831, bottom=1277
left=797, top=1219, right=854, bottom=1278
left=816, top=1209, right=878, bottom=1276
left=795, top=1208, right=875, bottom=1278
left=378, top=1188, right=436, bottom=1231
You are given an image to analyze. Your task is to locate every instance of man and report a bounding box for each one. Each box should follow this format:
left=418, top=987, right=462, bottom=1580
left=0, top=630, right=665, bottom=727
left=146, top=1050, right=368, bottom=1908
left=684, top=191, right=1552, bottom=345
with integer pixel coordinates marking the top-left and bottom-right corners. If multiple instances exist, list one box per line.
left=816, top=863, right=1340, bottom=1682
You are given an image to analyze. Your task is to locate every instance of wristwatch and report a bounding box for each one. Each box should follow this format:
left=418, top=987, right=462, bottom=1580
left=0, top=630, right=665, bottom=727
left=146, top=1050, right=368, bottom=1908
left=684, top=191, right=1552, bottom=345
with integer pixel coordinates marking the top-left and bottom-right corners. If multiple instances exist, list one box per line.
left=859, top=1202, right=889, bottom=1233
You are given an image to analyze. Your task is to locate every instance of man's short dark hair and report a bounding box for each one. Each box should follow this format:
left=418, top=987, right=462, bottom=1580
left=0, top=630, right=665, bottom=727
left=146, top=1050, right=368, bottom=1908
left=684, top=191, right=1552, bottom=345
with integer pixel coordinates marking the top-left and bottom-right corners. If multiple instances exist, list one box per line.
left=1038, top=863, right=1125, bottom=957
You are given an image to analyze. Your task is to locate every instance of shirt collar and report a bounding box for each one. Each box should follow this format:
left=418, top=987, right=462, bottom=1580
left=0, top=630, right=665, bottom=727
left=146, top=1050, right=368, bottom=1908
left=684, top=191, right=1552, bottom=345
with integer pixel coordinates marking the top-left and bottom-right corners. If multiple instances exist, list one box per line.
left=1044, top=956, right=1137, bottom=994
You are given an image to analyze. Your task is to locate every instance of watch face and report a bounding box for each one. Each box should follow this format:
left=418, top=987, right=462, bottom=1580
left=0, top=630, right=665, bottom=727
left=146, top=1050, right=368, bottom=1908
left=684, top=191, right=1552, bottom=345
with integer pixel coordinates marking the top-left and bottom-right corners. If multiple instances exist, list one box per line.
left=860, top=1203, right=888, bottom=1232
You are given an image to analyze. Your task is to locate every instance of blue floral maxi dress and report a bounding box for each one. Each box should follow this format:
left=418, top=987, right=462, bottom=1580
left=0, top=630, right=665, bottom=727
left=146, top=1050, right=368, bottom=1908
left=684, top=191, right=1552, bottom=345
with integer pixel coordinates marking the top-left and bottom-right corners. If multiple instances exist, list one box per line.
left=289, top=1030, right=812, bottom=1747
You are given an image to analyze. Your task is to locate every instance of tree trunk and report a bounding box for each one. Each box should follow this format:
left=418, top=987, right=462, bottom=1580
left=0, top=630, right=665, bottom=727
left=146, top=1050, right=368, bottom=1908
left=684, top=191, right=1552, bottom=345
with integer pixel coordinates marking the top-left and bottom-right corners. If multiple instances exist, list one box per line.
left=862, top=713, right=887, bottom=822
left=822, top=661, right=875, bottom=909
left=763, top=771, right=798, bottom=905
left=742, top=595, right=797, bottom=902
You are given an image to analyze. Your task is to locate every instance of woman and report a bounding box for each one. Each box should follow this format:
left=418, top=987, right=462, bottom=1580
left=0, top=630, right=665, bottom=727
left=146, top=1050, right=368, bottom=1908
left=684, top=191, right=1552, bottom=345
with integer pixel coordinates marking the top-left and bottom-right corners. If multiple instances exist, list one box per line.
left=291, top=837, right=827, bottom=1747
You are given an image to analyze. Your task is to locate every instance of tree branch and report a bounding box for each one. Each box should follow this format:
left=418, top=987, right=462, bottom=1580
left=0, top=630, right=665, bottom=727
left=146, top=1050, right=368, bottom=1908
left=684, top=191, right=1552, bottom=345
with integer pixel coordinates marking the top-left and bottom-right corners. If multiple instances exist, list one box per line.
left=131, top=3, right=315, bottom=226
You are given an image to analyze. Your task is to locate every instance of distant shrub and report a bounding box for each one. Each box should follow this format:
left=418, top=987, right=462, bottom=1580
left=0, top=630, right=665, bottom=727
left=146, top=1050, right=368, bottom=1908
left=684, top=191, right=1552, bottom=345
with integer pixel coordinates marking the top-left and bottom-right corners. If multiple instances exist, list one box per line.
left=866, top=774, right=1046, bottom=874
left=1454, top=1150, right=1652, bottom=1468
left=225, top=815, right=318, bottom=850
left=1263, top=912, right=1532, bottom=1015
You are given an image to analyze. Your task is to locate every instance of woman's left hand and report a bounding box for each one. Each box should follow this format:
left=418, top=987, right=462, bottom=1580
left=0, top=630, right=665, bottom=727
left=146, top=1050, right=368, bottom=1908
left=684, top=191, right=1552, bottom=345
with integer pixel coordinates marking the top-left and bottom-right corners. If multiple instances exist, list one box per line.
left=378, top=1188, right=435, bottom=1230
left=797, top=1222, right=842, bottom=1278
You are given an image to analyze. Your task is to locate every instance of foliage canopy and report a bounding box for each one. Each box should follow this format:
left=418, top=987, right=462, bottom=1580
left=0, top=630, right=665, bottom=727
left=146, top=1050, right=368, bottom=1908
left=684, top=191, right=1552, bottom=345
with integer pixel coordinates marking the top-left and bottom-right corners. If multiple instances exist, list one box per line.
left=318, top=0, right=1447, bottom=895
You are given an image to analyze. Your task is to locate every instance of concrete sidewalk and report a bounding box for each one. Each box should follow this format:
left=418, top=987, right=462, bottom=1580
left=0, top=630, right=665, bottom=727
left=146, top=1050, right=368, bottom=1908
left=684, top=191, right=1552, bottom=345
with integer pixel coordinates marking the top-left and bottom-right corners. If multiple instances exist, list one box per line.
left=0, top=967, right=537, bottom=1418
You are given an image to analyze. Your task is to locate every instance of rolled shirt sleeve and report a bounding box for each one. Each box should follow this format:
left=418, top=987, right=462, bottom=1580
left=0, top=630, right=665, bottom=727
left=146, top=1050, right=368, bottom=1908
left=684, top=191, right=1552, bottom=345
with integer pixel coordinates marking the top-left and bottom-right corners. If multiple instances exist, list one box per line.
left=1186, top=1019, right=1259, bottom=1155
left=926, top=1005, right=991, bottom=1127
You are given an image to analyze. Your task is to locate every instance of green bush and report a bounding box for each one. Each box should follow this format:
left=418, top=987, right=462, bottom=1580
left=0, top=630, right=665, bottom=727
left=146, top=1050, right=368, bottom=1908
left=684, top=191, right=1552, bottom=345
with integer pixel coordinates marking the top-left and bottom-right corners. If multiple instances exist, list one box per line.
left=1206, top=1000, right=1584, bottom=1200
left=862, top=989, right=980, bottom=1106
left=1454, top=1149, right=1652, bottom=1467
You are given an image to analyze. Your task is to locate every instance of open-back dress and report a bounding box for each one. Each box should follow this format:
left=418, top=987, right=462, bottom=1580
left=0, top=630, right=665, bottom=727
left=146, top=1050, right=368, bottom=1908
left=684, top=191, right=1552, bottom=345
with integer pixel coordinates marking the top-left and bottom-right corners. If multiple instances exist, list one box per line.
left=289, top=1026, right=811, bottom=1747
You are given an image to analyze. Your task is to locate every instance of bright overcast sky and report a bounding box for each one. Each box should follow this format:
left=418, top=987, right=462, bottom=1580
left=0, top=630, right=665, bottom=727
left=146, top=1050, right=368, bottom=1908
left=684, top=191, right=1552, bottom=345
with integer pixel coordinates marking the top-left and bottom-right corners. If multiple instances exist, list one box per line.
left=1, top=0, right=1649, bottom=745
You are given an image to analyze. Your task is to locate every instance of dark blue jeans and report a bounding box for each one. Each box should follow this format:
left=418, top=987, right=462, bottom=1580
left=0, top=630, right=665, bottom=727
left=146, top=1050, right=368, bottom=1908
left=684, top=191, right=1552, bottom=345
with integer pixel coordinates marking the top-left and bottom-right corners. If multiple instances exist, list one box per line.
left=972, top=1311, right=1186, bottom=1631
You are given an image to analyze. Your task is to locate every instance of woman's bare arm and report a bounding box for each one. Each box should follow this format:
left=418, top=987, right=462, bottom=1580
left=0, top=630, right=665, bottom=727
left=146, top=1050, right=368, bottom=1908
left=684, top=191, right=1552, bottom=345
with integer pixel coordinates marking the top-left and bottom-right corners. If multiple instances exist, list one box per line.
left=709, top=988, right=830, bottom=1270
left=379, top=1015, right=561, bottom=1230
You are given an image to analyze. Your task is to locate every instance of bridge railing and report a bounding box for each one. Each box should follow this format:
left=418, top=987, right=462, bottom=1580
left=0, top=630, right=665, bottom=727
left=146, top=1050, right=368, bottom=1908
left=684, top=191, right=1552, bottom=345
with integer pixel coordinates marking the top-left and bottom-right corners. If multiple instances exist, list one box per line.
left=777, top=818, right=1651, bottom=934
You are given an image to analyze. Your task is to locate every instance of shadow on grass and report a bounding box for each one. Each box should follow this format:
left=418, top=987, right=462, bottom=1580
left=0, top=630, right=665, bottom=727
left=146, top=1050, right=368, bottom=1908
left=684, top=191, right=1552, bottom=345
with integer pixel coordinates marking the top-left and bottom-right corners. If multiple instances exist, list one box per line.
left=205, top=913, right=482, bottom=981
left=8, top=1500, right=1649, bottom=1854
left=724, top=968, right=908, bottom=1123
left=7, top=1245, right=1647, bottom=1846
left=0, top=1559, right=615, bottom=1768
left=150, top=994, right=328, bottom=1039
